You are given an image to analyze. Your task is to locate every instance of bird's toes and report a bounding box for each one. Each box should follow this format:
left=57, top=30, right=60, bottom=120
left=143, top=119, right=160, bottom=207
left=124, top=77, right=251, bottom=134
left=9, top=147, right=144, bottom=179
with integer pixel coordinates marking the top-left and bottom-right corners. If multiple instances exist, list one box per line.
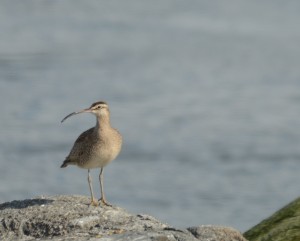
left=90, top=198, right=99, bottom=207
left=99, top=198, right=112, bottom=207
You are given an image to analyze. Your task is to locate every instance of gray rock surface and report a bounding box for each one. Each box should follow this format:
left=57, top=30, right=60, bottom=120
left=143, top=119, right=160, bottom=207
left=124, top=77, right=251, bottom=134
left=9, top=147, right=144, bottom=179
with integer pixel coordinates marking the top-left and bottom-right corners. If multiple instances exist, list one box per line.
left=0, top=195, right=247, bottom=241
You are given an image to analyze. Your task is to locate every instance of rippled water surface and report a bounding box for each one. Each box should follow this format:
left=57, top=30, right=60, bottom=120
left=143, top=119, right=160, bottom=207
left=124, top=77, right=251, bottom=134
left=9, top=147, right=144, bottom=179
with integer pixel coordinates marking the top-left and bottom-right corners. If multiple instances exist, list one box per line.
left=1, top=0, right=300, bottom=231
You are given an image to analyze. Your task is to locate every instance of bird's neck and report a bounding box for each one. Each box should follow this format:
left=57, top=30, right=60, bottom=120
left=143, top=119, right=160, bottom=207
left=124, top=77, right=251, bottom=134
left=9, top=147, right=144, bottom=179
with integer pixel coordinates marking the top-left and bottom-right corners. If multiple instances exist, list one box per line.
left=95, top=115, right=111, bottom=132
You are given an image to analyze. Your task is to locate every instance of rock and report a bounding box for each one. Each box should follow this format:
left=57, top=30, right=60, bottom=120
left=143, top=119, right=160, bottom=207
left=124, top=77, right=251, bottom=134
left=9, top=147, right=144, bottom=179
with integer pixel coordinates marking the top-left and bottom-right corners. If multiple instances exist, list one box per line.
left=188, top=225, right=248, bottom=241
left=244, top=197, right=300, bottom=241
left=0, top=195, right=246, bottom=241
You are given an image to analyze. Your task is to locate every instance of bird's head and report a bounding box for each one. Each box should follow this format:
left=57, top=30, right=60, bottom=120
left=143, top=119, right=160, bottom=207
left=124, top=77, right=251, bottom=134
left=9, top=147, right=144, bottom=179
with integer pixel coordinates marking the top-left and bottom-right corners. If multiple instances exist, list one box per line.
left=61, top=101, right=110, bottom=123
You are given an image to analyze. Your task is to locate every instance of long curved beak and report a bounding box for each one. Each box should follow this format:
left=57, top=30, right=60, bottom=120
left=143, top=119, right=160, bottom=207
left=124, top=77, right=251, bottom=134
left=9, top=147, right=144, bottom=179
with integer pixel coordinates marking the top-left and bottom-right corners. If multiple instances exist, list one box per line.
left=61, top=108, right=92, bottom=123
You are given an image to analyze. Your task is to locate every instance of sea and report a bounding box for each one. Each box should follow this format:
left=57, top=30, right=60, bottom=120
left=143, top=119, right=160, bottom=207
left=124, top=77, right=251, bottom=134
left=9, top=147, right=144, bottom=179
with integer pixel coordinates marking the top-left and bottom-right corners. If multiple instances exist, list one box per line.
left=1, top=0, right=300, bottom=232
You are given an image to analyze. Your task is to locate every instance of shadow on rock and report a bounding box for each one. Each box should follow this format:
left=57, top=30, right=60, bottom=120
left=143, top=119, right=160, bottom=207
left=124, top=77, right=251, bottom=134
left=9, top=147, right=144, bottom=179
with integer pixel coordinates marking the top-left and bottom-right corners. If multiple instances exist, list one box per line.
left=0, top=198, right=53, bottom=210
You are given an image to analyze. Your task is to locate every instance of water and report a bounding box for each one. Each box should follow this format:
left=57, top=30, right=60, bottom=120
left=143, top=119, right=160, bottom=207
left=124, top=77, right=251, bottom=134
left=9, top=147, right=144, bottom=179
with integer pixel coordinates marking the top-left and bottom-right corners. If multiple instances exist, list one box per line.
left=1, top=0, right=300, bottom=232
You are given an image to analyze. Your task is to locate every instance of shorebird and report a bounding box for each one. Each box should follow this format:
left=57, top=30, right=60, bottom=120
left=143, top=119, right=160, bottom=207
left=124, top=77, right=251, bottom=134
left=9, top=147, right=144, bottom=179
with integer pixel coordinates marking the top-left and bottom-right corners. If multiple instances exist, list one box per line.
left=60, top=101, right=122, bottom=206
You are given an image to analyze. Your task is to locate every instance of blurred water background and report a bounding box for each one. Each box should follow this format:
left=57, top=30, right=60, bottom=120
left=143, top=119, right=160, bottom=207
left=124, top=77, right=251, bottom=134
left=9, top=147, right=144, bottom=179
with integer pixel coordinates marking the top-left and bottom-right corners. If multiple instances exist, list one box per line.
left=1, top=0, right=300, bottom=232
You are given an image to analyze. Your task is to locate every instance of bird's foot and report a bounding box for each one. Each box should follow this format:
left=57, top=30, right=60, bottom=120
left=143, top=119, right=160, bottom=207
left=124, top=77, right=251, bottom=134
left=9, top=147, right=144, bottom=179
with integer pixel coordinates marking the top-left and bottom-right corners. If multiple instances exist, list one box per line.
left=90, top=198, right=99, bottom=207
left=99, top=197, right=112, bottom=207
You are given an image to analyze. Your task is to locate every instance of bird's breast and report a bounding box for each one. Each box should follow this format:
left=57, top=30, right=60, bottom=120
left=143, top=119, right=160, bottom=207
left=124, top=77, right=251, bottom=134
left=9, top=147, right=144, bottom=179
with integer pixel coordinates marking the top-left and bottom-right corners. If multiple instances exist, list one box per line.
left=79, top=137, right=121, bottom=169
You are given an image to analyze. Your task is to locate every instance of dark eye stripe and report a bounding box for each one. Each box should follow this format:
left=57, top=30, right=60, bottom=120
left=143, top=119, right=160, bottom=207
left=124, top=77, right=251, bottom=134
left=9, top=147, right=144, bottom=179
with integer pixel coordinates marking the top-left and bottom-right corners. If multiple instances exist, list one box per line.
left=94, top=105, right=106, bottom=109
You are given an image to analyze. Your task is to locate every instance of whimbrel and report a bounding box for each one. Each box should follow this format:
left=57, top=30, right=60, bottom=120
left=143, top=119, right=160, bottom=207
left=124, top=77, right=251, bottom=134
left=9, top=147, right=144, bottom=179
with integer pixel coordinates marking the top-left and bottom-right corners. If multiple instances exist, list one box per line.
left=60, top=101, right=122, bottom=206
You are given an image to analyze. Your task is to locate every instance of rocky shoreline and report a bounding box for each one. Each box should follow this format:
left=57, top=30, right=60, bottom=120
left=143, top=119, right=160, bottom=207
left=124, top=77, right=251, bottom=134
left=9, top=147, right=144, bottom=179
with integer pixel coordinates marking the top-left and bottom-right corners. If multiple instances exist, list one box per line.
left=0, top=195, right=247, bottom=241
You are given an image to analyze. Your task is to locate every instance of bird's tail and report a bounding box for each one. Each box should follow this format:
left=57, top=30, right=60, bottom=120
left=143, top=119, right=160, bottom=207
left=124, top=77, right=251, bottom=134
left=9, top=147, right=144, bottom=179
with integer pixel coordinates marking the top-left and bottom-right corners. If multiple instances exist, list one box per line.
left=60, top=159, right=72, bottom=168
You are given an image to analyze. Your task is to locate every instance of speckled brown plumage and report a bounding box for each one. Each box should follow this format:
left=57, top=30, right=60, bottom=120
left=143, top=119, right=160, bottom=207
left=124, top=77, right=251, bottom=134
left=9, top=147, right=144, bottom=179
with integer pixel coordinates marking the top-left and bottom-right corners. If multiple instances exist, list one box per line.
left=60, top=101, right=122, bottom=206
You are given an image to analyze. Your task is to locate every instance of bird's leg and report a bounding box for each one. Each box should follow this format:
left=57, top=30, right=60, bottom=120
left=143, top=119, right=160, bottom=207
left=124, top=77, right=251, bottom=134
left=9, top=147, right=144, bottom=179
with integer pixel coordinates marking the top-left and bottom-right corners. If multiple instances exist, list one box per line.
left=99, top=167, right=111, bottom=206
left=88, top=169, right=98, bottom=206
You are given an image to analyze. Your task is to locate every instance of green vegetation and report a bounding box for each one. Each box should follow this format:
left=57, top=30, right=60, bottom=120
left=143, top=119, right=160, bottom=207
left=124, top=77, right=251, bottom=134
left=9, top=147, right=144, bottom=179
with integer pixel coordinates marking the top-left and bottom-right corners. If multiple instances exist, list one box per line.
left=244, top=197, right=300, bottom=241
